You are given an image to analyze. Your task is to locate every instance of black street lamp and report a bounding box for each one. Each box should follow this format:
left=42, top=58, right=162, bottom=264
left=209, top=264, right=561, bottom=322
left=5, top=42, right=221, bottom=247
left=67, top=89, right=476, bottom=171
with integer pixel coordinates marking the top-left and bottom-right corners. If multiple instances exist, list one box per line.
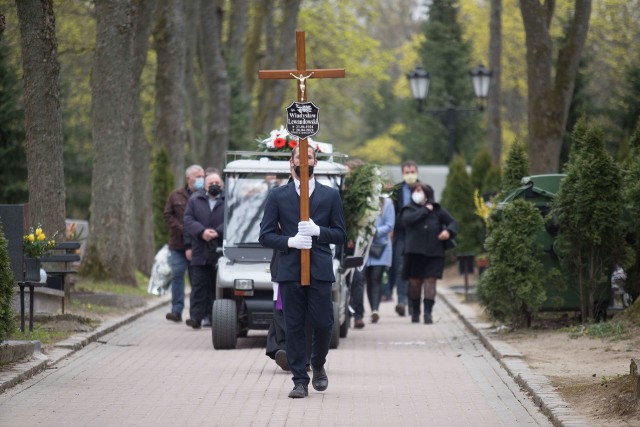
left=407, top=64, right=492, bottom=163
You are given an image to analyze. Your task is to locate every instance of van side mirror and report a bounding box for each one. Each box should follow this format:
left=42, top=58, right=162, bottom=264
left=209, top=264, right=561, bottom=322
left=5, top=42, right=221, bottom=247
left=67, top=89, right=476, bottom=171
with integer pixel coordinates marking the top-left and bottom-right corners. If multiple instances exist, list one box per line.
left=342, top=256, right=363, bottom=270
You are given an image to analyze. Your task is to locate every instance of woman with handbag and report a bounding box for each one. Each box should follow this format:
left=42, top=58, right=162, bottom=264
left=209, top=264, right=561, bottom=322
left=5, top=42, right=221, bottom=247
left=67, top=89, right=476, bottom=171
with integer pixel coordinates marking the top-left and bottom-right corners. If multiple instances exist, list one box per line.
left=365, top=195, right=395, bottom=324
left=399, top=183, right=459, bottom=324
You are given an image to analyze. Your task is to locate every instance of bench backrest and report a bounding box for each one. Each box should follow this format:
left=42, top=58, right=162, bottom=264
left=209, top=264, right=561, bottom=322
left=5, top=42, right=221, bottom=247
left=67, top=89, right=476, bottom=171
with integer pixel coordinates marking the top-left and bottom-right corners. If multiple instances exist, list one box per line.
left=0, top=204, right=26, bottom=281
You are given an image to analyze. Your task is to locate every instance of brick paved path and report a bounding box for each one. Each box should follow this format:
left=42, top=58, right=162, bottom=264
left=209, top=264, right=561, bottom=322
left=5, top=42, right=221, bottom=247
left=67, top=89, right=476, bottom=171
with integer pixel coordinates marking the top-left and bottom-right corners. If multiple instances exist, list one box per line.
left=0, top=297, right=550, bottom=426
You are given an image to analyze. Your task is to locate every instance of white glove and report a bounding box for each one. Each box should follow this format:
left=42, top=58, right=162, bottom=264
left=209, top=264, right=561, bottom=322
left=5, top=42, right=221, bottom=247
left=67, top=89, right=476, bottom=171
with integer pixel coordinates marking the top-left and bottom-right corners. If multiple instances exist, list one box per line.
left=298, top=219, right=320, bottom=237
left=288, top=233, right=313, bottom=249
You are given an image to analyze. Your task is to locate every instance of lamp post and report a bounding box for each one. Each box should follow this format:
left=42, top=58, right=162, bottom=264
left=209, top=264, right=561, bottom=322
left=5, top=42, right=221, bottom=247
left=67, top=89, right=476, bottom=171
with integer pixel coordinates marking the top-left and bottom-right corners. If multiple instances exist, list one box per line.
left=407, top=64, right=492, bottom=163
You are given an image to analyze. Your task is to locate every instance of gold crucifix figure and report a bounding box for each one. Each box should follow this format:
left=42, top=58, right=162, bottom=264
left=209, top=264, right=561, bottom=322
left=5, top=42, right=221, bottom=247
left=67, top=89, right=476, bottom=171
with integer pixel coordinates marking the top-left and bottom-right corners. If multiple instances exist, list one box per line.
left=289, top=72, right=314, bottom=101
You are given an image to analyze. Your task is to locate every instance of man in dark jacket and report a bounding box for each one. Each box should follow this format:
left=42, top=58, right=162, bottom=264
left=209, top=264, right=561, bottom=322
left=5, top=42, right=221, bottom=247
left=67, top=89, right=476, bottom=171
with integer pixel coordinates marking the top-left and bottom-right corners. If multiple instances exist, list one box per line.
left=163, top=165, right=204, bottom=322
left=183, top=171, right=224, bottom=329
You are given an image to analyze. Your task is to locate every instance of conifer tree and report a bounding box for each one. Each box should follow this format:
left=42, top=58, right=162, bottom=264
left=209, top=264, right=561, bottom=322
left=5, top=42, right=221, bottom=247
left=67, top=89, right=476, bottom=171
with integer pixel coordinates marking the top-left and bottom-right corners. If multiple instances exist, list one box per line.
left=0, top=221, right=16, bottom=342
left=440, top=154, right=482, bottom=253
left=0, top=42, right=27, bottom=203
left=552, top=119, right=626, bottom=320
left=477, top=199, right=547, bottom=327
left=620, top=122, right=640, bottom=302
left=151, top=147, right=174, bottom=252
left=471, top=148, right=492, bottom=192
left=500, top=139, right=529, bottom=197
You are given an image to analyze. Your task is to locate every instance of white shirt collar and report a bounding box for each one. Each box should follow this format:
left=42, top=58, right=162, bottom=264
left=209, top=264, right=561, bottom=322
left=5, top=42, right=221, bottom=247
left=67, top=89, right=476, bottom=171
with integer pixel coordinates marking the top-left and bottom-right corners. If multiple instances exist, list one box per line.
left=294, top=177, right=316, bottom=196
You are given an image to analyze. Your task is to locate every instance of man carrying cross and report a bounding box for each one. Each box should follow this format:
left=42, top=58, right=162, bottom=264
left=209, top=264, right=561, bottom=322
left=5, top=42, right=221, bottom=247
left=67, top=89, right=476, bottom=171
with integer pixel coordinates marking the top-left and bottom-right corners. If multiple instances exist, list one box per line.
left=259, top=145, right=346, bottom=398
left=258, top=30, right=346, bottom=399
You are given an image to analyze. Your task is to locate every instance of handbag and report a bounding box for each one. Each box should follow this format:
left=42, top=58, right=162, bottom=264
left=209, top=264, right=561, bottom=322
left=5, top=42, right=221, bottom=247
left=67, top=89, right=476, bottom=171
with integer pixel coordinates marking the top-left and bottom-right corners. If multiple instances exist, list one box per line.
left=369, top=243, right=386, bottom=259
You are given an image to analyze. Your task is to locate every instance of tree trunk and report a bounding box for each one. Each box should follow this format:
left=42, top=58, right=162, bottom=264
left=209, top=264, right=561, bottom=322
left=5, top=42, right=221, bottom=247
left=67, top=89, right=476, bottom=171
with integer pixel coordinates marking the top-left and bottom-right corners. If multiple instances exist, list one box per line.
left=244, top=0, right=271, bottom=98
left=131, top=0, right=157, bottom=274
left=488, top=0, right=502, bottom=165
left=16, top=0, right=66, bottom=238
left=184, top=0, right=205, bottom=163
left=154, top=0, right=187, bottom=188
left=227, top=0, right=248, bottom=65
left=519, top=0, right=592, bottom=174
left=254, top=0, right=302, bottom=135
left=199, top=0, right=230, bottom=171
left=82, top=0, right=137, bottom=285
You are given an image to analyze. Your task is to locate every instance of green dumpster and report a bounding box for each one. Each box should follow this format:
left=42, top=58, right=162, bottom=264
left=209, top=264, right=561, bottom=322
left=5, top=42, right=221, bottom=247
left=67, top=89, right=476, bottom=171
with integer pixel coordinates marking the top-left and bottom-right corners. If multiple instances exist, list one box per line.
left=499, top=174, right=611, bottom=314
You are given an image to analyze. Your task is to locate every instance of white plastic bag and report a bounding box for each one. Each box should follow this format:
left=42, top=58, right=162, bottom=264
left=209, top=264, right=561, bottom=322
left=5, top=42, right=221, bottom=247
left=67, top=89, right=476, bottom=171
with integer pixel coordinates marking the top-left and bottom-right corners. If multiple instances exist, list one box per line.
left=148, top=244, right=172, bottom=296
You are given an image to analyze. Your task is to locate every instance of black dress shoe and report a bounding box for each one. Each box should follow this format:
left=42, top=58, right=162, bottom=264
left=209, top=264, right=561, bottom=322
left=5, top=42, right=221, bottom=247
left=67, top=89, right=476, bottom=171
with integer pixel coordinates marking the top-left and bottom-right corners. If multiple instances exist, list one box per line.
left=311, top=366, right=328, bottom=391
left=166, top=312, right=182, bottom=322
left=186, top=318, right=201, bottom=329
left=275, top=350, right=290, bottom=371
left=288, top=384, right=308, bottom=398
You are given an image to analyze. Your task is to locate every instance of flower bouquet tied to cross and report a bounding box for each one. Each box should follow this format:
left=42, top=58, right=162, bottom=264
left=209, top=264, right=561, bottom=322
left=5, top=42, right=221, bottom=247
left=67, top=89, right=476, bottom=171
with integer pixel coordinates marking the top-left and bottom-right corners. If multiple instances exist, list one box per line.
left=23, top=224, right=57, bottom=259
left=256, top=125, right=333, bottom=153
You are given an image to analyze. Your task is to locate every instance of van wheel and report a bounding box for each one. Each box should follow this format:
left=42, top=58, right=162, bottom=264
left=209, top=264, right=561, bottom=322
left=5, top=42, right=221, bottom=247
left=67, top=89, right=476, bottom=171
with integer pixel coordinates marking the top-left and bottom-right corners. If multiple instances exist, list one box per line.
left=330, top=302, right=340, bottom=349
left=212, top=299, right=237, bottom=349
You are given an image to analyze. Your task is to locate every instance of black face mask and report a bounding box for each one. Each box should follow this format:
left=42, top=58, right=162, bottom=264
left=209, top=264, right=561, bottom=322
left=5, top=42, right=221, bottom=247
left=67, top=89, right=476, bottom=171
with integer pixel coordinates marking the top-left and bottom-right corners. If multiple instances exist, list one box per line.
left=294, top=166, right=314, bottom=178
left=207, top=184, right=221, bottom=197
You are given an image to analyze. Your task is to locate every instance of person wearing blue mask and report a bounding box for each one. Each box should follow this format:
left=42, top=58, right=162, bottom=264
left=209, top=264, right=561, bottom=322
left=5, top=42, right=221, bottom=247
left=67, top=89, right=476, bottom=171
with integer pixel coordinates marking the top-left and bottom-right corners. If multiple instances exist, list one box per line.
left=163, top=164, right=204, bottom=322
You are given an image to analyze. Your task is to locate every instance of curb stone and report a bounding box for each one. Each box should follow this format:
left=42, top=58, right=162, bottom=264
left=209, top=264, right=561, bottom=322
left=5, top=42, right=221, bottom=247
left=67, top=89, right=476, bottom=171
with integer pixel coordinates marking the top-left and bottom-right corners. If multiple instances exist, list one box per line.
left=438, top=286, right=591, bottom=427
left=0, top=294, right=171, bottom=394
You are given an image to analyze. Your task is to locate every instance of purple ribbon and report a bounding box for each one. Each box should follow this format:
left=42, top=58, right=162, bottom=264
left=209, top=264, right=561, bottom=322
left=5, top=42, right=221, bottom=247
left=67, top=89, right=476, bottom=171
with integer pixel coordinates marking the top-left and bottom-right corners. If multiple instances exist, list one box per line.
left=276, top=286, right=283, bottom=311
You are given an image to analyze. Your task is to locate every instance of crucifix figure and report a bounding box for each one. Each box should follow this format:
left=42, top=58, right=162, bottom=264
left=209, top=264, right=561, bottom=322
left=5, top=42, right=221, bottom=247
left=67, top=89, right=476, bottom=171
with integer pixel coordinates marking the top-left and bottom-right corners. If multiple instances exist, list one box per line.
left=259, top=30, right=345, bottom=285
left=289, top=72, right=314, bottom=101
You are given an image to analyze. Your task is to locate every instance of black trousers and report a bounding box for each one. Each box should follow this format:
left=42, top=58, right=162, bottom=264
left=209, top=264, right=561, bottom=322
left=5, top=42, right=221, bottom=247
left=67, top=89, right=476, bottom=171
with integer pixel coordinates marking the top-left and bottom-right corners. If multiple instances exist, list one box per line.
left=349, top=269, right=365, bottom=320
left=266, top=301, right=313, bottom=361
left=189, top=264, right=216, bottom=322
left=279, top=280, right=333, bottom=386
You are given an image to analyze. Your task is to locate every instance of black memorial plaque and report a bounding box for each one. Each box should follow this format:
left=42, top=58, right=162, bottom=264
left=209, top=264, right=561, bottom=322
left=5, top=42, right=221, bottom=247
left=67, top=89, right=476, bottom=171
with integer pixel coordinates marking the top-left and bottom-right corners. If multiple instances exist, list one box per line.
left=286, top=102, right=320, bottom=139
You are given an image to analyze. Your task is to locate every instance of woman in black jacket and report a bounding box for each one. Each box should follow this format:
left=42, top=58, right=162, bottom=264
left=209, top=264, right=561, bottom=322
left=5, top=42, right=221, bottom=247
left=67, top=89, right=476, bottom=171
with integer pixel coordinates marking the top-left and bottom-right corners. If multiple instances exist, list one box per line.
left=399, top=183, right=459, bottom=323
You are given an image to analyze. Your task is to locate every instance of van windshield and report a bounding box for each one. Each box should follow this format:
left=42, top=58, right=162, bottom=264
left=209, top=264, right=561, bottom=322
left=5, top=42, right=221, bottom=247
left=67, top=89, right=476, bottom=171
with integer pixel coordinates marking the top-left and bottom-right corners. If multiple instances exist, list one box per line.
left=224, top=172, right=341, bottom=247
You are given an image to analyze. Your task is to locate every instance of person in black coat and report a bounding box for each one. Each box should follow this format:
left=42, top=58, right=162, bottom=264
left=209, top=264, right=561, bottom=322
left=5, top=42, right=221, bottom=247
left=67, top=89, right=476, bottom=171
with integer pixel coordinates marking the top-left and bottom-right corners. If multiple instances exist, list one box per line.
left=183, top=172, right=224, bottom=329
left=399, top=183, right=459, bottom=324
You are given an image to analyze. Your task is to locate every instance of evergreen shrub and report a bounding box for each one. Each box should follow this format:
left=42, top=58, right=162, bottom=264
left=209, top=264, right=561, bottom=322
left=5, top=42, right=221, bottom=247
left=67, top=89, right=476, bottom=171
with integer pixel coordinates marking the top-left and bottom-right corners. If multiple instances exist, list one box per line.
left=0, top=219, right=16, bottom=342
left=151, top=147, right=174, bottom=253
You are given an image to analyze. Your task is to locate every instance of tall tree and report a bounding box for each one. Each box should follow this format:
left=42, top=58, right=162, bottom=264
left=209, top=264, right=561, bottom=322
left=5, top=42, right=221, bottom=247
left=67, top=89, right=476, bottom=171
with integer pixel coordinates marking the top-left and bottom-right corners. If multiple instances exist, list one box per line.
left=254, top=0, right=302, bottom=135
left=81, top=0, right=136, bottom=284
left=0, top=30, right=27, bottom=204
left=183, top=0, right=204, bottom=163
left=153, top=0, right=186, bottom=188
left=199, top=0, right=230, bottom=170
left=131, top=0, right=157, bottom=274
left=488, top=0, right=502, bottom=165
left=415, top=0, right=483, bottom=164
left=519, top=0, right=592, bottom=174
left=15, top=0, right=65, bottom=237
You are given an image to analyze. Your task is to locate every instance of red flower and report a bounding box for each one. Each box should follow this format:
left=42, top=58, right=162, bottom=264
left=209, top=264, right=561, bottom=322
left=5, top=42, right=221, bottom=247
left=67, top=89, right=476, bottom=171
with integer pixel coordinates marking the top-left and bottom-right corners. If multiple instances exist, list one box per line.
left=288, top=138, right=297, bottom=149
left=274, top=135, right=286, bottom=148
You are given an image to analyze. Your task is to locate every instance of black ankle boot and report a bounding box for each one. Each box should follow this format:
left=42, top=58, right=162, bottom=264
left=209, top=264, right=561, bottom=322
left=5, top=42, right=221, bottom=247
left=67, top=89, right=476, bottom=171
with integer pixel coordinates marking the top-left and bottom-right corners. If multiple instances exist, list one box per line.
left=411, top=299, right=420, bottom=323
left=423, top=299, right=434, bottom=324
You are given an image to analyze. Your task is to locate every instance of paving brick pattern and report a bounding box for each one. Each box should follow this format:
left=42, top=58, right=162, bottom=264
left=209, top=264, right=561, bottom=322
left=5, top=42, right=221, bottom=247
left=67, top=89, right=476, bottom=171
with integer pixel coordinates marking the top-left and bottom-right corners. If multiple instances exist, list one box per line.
left=0, top=296, right=552, bottom=426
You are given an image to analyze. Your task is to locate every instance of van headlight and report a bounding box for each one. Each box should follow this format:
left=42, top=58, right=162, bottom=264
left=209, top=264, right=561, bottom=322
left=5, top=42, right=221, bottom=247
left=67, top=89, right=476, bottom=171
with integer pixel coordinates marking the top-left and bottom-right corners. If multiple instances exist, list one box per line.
left=234, top=279, right=254, bottom=296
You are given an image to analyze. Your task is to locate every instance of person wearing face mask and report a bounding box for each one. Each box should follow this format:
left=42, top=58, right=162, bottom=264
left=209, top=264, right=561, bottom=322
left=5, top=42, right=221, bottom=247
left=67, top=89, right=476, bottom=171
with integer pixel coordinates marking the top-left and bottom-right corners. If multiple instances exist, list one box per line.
left=163, top=164, right=205, bottom=323
left=387, top=160, right=420, bottom=316
left=183, top=171, right=225, bottom=329
left=259, top=145, right=347, bottom=399
left=399, top=183, right=459, bottom=324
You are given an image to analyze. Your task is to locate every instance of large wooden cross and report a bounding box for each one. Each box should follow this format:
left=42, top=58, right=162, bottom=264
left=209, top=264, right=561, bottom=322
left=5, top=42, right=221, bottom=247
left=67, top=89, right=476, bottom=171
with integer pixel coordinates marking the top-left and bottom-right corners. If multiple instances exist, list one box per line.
left=259, top=30, right=345, bottom=285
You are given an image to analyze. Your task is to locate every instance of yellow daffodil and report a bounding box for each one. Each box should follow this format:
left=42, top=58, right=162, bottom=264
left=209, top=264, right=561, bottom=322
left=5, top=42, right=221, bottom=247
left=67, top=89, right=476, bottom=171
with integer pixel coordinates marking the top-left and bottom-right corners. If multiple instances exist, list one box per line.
left=35, top=227, right=43, bottom=236
left=28, top=234, right=35, bottom=243
left=37, top=233, right=46, bottom=241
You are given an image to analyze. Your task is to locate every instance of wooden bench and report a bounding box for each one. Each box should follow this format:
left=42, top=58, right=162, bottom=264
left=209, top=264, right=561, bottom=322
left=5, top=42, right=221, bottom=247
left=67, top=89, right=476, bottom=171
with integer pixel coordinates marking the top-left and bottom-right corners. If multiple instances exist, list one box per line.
left=40, top=241, right=81, bottom=313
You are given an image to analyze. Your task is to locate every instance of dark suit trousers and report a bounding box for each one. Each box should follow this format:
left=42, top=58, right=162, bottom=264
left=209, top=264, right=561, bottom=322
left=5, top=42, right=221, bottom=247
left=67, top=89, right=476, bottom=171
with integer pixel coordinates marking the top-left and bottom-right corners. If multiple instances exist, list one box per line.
left=280, top=280, right=333, bottom=386
left=189, top=264, right=216, bottom=322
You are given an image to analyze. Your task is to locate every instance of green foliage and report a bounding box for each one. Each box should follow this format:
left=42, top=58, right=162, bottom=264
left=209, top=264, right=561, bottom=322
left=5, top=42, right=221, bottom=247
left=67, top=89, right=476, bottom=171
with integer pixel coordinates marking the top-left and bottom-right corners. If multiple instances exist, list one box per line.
left=620, top=122, right=640, bottom=301
left=0, top=42, right=27, bottom=204
left=0, top=219, right=16, bottom=342
left=227, top=58, right=252, bottom=151
left=500, top=139, right=529, bottom=196
left=470, top=147, right=500, bottom=195
left=440, top=155, right=482, bottom=253
left=563, top=321, right=629, bottom=341
left=416, top=0, right=483, bottom=163
left=342, top=164, right=384, bottom=243
left=477, top=199, right=547, bottom=327
left=151, top=147, right=174, bottom=252
left=552, top=119, right=627, bottom=321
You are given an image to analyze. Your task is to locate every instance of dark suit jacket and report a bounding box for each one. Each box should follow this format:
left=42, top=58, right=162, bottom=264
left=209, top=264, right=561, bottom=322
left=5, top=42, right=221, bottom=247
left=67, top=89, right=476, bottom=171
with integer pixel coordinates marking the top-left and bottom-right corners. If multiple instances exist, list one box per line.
left=259, top=180, right=346, bottom=283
